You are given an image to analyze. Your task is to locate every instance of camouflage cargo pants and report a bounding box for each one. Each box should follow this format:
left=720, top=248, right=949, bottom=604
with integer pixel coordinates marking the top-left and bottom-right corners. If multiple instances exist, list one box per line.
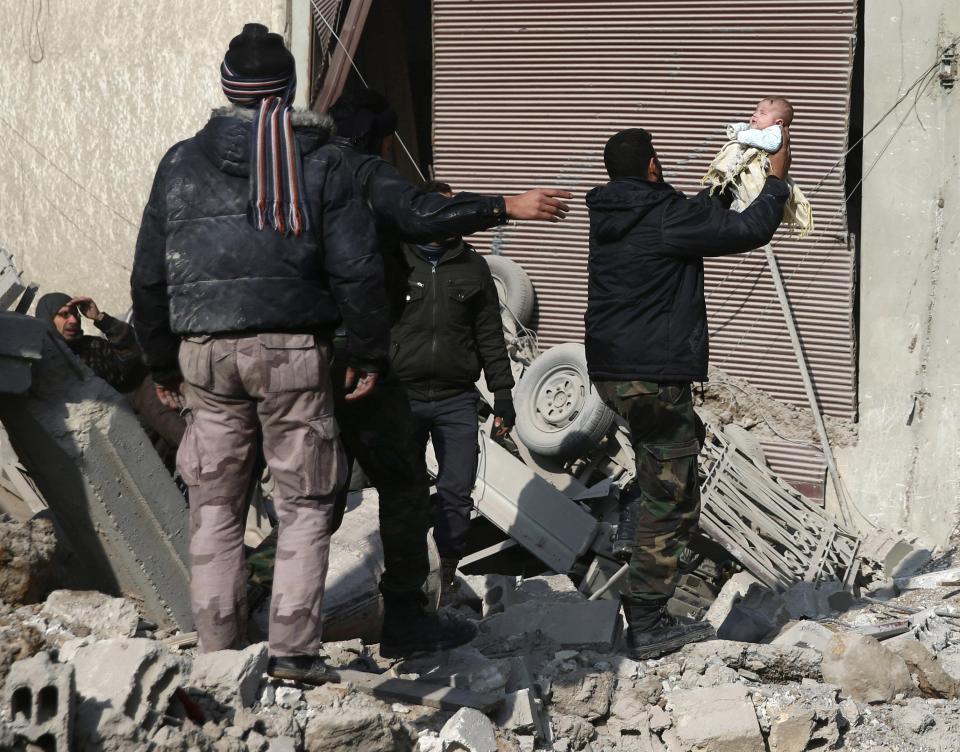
left=178, top=333, right=344, bottom=655
left=595, top=380, right=702, bottom=609
left=331, top=338, right=431, bottom=607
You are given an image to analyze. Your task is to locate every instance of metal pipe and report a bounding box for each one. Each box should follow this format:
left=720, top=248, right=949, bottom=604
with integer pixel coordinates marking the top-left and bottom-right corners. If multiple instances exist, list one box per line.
left=763, top=244, right=856, bottom=528
left=588, top=562, right=630, bottom=601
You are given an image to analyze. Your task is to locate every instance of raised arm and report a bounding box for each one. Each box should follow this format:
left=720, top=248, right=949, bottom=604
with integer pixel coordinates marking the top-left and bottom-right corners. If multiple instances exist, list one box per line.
left=356, top=157, right=570, bottom=242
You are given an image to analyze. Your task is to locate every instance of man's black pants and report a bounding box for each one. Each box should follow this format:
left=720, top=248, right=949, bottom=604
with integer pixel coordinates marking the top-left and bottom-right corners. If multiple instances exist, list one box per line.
left=408, top=392, right=480, bottom=560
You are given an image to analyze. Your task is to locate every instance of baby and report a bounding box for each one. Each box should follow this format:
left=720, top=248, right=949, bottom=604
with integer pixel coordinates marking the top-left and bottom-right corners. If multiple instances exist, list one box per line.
left=703, top=96, right=813, bottom=237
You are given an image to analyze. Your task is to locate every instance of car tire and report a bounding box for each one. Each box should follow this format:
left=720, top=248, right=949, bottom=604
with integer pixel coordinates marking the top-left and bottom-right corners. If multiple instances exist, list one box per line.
left=514, top=343, right=615, bottom=458
left=484, top=254, right=535, bottom=327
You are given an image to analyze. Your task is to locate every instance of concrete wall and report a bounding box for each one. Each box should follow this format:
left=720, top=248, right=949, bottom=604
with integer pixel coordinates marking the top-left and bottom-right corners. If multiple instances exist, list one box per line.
left=835, top=2, right=960, bottom=546
left=0, top=1, right=288, bottom=315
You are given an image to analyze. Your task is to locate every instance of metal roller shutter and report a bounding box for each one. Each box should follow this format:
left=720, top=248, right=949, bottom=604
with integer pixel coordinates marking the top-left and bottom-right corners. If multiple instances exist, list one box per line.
left=432, top=0, right=858, bottom=427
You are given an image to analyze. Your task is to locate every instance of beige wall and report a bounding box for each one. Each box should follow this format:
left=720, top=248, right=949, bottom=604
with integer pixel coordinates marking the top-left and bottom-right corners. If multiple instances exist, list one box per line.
left=834, top=2, right=960, bottom=546
left=0, top=0, right=288, bottom=316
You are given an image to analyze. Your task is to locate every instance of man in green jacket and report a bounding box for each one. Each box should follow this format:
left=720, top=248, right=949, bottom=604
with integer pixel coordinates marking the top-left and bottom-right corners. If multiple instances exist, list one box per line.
left=391, top=182, right=516, bottom=587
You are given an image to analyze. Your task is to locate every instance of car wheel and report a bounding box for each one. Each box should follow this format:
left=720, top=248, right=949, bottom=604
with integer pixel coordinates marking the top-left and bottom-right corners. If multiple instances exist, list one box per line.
left=484, top=254, right=535, bottom=327
left=514, top=343, right=615, bottom=458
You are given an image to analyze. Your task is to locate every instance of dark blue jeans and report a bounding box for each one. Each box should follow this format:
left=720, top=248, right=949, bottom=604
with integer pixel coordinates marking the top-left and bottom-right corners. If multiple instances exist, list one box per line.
left=409, top=392, right=480, bottom=560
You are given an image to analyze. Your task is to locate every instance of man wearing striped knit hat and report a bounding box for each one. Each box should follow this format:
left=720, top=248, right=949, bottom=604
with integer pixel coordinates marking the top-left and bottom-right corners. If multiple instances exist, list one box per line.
left=131, top=23, right=388, bottom=683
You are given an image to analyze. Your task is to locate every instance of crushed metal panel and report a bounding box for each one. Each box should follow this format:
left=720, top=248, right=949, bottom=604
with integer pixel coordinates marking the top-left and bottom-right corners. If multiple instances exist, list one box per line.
left=432, top=0, right=858, bottom=420
left=699, top=422, right=860, bottom=590
left=426, top=433, right=600, bottom=573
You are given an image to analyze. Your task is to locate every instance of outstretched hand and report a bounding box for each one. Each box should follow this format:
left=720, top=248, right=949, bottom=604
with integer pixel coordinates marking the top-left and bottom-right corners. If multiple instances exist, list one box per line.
left=504, top=188, right=572, bottom=222
left=768, top=126, right=791, bottom=180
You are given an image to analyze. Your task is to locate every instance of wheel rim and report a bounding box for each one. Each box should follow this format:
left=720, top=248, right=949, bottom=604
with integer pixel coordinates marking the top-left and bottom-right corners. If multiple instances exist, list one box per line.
left=529, top=364, right=587, bottom=433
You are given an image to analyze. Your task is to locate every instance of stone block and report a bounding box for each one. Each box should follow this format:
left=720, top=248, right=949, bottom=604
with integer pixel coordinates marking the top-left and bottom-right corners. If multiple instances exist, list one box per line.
left=781, top=581, right=844, bottom=620
left=71, top=638, right=185, bottom=744
left=41, top=589, right=141, bottom=639
left=771, top=620, right=835, bottom=653
left=480, top=599, right=621, bottom=651
left=668, top=683, right=765, bottom=752
left=547, top=667, right=615, bottom=722
left=516, top=574, right=584, bottom=603
left=460, top=573, right=522, bottom=616
left=716, top=583, right=789, bottom=642
left=3, top=651, right=74, bottom=752
left=189, top=642, right=268, bottom=708
left=303, top=707, right=412, bottom=752
left=886, top=635, right=960, bottom=699
left=768, top=703, right=815, bottom=752
left=440, top=707, right=498, bottom=752
left=820, top=633, right=915, bottom=703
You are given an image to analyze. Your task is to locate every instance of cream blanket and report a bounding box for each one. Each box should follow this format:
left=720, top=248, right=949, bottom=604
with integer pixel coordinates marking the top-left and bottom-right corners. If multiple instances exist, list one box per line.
left=702, top=123, right=814, bottom=238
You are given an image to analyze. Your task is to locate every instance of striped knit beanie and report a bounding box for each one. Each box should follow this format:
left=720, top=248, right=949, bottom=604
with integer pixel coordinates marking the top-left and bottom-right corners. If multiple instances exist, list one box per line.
left=221, top=23, right=308, bottom=237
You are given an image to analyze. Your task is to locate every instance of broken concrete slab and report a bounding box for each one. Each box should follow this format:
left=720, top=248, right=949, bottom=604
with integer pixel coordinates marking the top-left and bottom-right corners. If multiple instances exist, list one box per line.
left=0, top=331, right=192, bottom=629
left=41, top=589, right=141, bottom=639
left=894, top=566, right=960, bottom=591
left=480, top=599, right=621, bottom=651
left=885, top=635, right=960, bottom=699
left=681, top=640, right=822, bottom=683
left=189, top=642, right=268, bottom=708
left=495, top=688, right=546, bottom=739
left=440, top=707, right=498, bottom=752
left=668, top=683, right=765, bottom=752
left=71, top=637, right=186, bottom=744
left=458, top=573, right=521, bottom=616
left=771, top=620, right=835, bottom=653
left=0, top=517, right=58, bottom=605
left=859, top=529, right=932, bottom=579
left=820, top=633, right=915, bottom=703
left=400, top=647, right=508, bottom=696
left=2, top=651, right=74, bottom=752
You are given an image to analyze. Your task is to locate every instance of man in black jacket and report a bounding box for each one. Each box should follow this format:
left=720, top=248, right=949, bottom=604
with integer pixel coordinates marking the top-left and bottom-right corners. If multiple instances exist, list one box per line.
left=585, top=127, right=791, bottom=659
left=391, top=181, right=516, bottom=589
left=131, top=24, right=387, bottom=682
left=328, top=89, right=568, bottom=657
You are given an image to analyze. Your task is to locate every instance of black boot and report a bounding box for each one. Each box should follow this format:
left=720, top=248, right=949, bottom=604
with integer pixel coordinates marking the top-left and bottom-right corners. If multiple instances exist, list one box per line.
left=622, top=601, right=715, bottom=660
left=267, top=655, right=335, bottom=685
left=380, top=595, right=478, bottom=659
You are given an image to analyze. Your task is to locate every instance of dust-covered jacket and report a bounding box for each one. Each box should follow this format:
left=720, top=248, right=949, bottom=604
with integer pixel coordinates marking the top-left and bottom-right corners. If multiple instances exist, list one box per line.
left=130, top=107, right=389, bottom=386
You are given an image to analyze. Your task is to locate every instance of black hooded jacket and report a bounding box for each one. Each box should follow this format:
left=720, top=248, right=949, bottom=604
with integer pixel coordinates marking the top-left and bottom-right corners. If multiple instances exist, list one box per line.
left=131, top=108, right=389, bottom=384
left=584, top=175, right=790, bottom=383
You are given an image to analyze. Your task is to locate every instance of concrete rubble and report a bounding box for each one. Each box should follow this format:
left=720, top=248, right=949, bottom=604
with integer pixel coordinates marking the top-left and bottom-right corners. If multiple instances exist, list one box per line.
left=0, top=521, right=959, bottom=750
left=4, top=253, right=960, bottom=748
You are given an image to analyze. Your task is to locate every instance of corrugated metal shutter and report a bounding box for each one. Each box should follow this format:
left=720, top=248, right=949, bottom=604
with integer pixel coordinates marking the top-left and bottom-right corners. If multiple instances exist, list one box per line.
left=432, top=0, right=857, bottom=427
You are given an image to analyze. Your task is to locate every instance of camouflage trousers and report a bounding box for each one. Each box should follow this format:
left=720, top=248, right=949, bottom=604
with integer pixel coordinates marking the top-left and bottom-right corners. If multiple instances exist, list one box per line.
left=177, top=333, right=344, bottom=656
left=595, top=380, right=702, bottom=609
left=331, top=338, right=430, bottom=607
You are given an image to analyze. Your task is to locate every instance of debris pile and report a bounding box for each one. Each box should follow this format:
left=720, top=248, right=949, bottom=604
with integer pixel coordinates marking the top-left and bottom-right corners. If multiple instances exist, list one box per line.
left=2, top=512, right=960, bottom=751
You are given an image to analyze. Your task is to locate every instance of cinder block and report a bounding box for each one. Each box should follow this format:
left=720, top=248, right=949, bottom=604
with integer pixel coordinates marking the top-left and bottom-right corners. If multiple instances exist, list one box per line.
left=3, top=651, right=74, bottom=752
